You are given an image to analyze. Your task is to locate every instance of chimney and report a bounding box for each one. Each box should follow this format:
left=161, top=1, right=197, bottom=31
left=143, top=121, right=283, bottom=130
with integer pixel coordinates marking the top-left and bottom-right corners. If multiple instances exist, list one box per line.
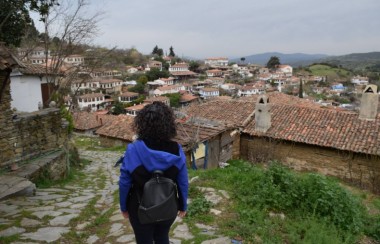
left=359, top=85, right=378, bottom=121
left=255, top=95, right=271, bottom=132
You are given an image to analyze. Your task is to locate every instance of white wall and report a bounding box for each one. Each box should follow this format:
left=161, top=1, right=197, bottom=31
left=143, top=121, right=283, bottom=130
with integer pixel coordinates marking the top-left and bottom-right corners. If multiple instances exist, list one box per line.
left=10, top=75, right=45, bottom=113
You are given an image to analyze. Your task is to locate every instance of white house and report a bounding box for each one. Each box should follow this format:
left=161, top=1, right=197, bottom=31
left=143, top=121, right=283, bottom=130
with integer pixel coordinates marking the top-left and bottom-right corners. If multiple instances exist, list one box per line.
left=71, top=79, right=99, bottom=92
left=155, top=77, right=175, bottom=85
left=119, top=92, right=139, bottom=103
left=77, top=93, right=105, bottom=111
left=204, top=57, right=228, bottom=67
left=220, top=83, right=237, bottom=91
left=99, top=78, right=123, bottom=93
left=127, top=67, right=138, bottom=74
left=351, top=76, right=369, bottom=85
left=199, top=87, right=219, bottom=99
left=153, top=85, right=181, bottom=96
left=276, top=65, right=293, bottom=76
left=10, top=63, right=57, bottom=112
left=63, top=54, right=84, bottom=66
left=91, top=69, right=122, bottom=78
left=18, top=46, right=51, bottom=64
left=237, top=85, right=265, bottom=97
left=169, top=63, right=189, bottom=72
left=206, top=69, right=223, bottom=77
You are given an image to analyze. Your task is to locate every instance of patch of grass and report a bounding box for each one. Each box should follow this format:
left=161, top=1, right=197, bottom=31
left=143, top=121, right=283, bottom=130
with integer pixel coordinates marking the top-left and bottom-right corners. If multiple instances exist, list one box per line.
left=0, top=234, right=20, bottom=244
left=35, top=159, right=90, bottom=188
left=187, top=160, right=378, bottom=243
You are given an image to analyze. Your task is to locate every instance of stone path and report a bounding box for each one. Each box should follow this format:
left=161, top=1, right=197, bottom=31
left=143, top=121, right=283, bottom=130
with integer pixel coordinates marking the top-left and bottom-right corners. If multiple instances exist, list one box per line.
left=0, top=150, right=231, bottom=244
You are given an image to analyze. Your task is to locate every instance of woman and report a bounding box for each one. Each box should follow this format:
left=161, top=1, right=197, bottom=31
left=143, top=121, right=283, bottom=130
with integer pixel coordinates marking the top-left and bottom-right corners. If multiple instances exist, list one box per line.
left=119, top=101, right=188, bottom=244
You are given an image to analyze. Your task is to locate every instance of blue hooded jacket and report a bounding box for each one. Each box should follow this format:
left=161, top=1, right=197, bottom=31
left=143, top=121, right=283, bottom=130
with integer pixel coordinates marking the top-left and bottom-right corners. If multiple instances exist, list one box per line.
left=119, top=139, right=188, bottom=212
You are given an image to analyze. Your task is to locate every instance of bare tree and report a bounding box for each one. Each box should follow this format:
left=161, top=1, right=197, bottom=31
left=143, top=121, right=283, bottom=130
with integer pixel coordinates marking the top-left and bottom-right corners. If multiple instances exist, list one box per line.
left=38, top=0, right=104, bottom=106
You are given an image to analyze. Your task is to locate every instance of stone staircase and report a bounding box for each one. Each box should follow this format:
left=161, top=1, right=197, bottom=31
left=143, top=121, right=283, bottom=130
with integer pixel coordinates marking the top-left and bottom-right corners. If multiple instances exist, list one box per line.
left=0, top=150, right=65, bottom=200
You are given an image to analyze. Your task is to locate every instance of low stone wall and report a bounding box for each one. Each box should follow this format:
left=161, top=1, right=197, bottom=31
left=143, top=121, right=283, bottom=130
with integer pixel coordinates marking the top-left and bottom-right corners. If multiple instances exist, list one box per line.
left=0, top=108, right=69, bottom=169
left=240, top=135, right=380, bottom=193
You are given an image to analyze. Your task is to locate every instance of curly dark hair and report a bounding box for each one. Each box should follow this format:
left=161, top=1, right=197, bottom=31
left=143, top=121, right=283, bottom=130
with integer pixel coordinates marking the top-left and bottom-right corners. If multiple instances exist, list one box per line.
left=133, top=101, right=177, bottom=141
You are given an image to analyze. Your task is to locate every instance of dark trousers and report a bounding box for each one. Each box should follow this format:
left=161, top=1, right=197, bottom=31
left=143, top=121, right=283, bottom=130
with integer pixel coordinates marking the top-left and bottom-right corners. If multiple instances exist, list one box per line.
left=129, top=211, right=176, bottom=244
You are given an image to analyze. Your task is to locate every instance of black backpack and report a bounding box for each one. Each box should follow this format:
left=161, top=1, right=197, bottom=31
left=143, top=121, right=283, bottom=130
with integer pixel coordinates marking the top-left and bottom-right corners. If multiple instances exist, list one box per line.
left=137, top=170, right=179, bottom=224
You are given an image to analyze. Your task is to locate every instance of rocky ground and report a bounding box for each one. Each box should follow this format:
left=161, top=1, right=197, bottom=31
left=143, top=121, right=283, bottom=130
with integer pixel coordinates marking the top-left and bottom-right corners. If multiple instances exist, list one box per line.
left=0, top=150, right=232, bottom=244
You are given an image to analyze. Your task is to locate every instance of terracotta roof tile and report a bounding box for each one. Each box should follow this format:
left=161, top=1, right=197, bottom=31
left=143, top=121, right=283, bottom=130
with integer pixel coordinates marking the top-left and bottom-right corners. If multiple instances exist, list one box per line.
left=243, top=104, right=380, bottom=155
left=96, top=115, right=135, bottom=141
left=73, top=111, right=115, bottom=131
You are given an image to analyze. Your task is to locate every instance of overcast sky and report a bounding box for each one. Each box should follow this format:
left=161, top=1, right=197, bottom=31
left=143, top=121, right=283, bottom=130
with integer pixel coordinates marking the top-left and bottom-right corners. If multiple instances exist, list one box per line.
left=36, top=0, right=380, bottom=59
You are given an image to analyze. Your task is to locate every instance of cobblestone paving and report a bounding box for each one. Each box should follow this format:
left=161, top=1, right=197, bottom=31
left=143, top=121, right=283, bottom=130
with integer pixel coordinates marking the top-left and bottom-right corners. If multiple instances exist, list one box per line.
left=0, top=150, right=230, bottom=244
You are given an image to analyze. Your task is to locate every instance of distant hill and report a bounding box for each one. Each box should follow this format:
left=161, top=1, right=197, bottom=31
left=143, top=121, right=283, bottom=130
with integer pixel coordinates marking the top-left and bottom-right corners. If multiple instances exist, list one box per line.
left=318, top=52, right=380, bottom=72
left=231, top=52, right=328, bottom=66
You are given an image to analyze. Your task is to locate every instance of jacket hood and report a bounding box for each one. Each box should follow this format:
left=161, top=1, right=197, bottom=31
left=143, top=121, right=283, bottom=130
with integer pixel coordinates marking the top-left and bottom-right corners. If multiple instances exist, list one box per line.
left=132, top=140, right=185, bottom=172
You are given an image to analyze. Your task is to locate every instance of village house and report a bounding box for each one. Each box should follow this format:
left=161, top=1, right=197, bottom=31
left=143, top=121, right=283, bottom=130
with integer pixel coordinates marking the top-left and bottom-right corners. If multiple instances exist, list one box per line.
left=199, top=87, right=220, bottom=99
left=10, top=63, right=60, bottom=112
left=206, top=69, right=223, bottom=77
left=144, top=96, right=170, bottom=106
left=179, top=91, right=199, bottom=107
left=204, top=57, right=229, bottom=67
left=220, top=83, right=238, bottom=92
left=95, top=115, right=135, bottom=147
left=153, top=85, right=182, bottom=96
left=1, top=45, right=70, bottom=199
left=77, top=93, right=106, bottom=111
left=145, top=60, right=163, bottom=71
left=63, top=54, right=85, bottom=66
left=125, top=103, right=148, bottom=116
left=126, top=67, right=139, bottom=74
left=155, top=77, right=175, bottom=85
left=169, top=62, right=197, bottom=80
left=237, top=84, right=265, bottom=97
left=119, top=91, right=139, bottom=103
left=73, top=111, right=114, bottom=134
left=276, top=64, right=293, bottom=76
left=17, top=46, right=51, bottom=64
left=184, top=90, right=380, bottom=193
left=351, top=75, right=369, bottom=85
left=99, top=78, right=123, bottom=93
left=70, top=77, right=99, bottom=92
left=205, top=77, right=225, bottom=86
left=91, top=69, right=122, bottom=78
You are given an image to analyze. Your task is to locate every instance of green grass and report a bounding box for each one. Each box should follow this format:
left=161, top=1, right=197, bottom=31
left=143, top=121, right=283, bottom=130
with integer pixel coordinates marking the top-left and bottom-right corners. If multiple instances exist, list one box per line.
left=308, top=64, right=353, bottom=80
left=187, top=160, right=380, bottom=243
left=73, top=135, right=126, bottom=152
left=34, top=159, right=91, bottom=188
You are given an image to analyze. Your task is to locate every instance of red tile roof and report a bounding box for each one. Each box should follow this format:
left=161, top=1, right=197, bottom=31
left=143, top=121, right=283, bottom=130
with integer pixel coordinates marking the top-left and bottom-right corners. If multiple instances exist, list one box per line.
left=99, top=78, right=123, bottom=84
left=96, top=115, right=135, bottom=142
left=170, top=71, right=197, bottom=76
left=73, top=111, right=115, bottom=131
left=243, top=104, right=380, bottom=155
left=78, top=93, right=105, bottom=99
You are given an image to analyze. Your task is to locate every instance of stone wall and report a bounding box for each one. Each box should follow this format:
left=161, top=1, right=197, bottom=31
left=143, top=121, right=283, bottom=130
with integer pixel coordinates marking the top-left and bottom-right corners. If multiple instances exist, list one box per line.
left=240, top=135, right=380, bottom=193
left=0, top=72, right=69, bottom=176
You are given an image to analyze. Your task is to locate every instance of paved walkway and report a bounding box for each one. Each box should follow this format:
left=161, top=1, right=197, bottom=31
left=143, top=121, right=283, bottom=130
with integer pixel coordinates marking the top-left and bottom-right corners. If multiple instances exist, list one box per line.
left=0, top=150, right=231, bottom=244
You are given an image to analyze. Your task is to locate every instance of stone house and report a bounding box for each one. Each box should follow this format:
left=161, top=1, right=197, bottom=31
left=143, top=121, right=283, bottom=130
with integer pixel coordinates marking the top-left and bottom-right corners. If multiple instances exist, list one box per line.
left=73, top=111, right=114, bottom=135
left=1, top=44, right=69, bottom=199
left=241, top=88, right=380, bottom=193
left=183, top=91, right=380, bottom=193
left=95, top=115, right=135, bottom=147
left=175, top=122, right=236, bottom=169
